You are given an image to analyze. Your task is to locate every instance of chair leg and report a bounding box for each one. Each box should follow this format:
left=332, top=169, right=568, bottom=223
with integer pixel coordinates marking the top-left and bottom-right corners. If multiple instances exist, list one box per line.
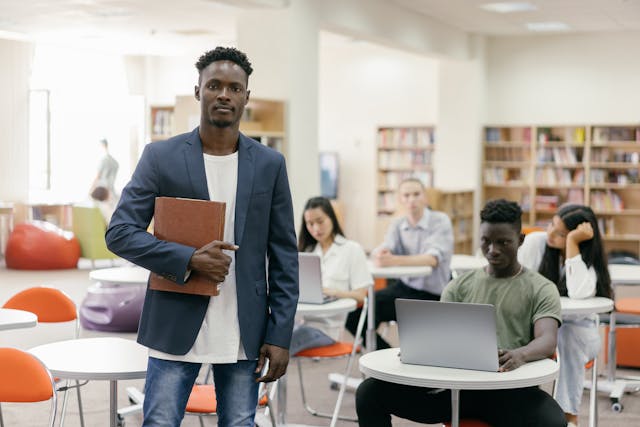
left=296, top=358, right=318, bottom=416
left=198, top=415, right=205, bottom=427
left=589, top=358, right=598, bottom=427
left=59, top=380, right=70, bottom=427
left=0, top=403, right=4, bottom=427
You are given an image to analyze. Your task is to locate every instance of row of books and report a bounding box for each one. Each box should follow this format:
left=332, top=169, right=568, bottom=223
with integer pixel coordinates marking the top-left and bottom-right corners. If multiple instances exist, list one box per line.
left=535, top=168, right=584, bottom=186
left=592, top=127, right=640, bottom=144
left=378, top=150, right=433, bottom=169
left=378, top=128, right=435, bottom=148
left=591, top=148, right=640, bottom=163
left=537, top=127, right=586, bottom=145
left=378, top=171, right=433, bottom=191
left=590, top=190, right=624, bottom=211
left=484, top=168, right=529, bottom=185
left=536, top=147, right=582, bottom=165
left=485, top=127, right=531, bottom=143
left=485, top=147, right=529, bottom=162
left=591, top=169, right=640, bottom=185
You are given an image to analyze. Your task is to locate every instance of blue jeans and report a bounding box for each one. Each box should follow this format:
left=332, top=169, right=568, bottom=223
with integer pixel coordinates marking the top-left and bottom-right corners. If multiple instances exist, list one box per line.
left=142, top=357, right=259, bottom=427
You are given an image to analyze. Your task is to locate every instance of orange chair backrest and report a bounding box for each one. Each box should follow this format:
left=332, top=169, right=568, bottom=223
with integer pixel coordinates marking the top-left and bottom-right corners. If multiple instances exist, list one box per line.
left=0, top=347, right=54, bottom=402
left=2, top=287, right=77, bottom=323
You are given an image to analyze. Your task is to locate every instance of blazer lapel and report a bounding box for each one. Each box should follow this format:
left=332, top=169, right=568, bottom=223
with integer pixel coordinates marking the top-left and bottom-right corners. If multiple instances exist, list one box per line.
left=183, top=128, right=210, bottom=200
left=235, top=134, right=255, bottom=245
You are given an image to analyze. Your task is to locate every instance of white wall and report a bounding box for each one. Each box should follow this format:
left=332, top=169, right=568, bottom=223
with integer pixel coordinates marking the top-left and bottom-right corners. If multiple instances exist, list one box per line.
left=487, top=31, right=640, bottom=124
left=319, top=33, right=439, bottom=250
left=0, top=39, right=33, bottom=202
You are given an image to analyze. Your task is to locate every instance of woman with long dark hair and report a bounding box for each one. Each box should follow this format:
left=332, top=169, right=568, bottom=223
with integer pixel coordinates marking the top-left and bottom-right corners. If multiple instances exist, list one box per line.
left=518, top=204, right=612, bottom=427
left=296, top=196, right=372, bottom=340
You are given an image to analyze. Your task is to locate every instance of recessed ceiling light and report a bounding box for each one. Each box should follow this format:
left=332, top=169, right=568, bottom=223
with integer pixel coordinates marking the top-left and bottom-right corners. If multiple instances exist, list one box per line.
left=526, top=22, right=571, bottom=32
left=480, top=2, right=537, bottom=13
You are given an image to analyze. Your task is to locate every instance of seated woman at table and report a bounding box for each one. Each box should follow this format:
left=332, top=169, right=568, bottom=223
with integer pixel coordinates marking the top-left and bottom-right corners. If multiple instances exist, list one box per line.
left=518, top=204, right=612, bottom=427
left=292, top=196, right=373, bottom=350
left=356, top=199, right=566, bottom=427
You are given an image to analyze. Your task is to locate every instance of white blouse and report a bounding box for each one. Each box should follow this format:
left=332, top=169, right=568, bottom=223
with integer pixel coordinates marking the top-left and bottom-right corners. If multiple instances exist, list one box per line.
left=518, top=230, right=597, bottom=321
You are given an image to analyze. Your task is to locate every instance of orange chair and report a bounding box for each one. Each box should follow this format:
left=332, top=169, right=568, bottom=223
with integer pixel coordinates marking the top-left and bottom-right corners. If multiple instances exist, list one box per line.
left=2, top=287, right=85, bottom=427
left=294, top=297, right=368, bottom=427
left=184, top=367, right=275, bottom=427
left=0, top=348, right=57, bottom=427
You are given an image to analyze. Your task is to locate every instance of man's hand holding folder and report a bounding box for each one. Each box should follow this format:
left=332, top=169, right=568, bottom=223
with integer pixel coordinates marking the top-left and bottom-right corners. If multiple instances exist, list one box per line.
left=188, top=240, right=238, bottom=284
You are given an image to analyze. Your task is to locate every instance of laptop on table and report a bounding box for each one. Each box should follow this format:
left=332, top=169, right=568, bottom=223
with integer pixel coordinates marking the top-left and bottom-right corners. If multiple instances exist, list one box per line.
left=395, top=299, right=499, bottom=372
left=298, top=252, right=338, bottom=304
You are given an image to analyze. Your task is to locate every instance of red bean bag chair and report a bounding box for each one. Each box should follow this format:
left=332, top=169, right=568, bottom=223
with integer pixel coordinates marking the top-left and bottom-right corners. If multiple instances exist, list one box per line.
left=5, top=221, right=80, bottom=270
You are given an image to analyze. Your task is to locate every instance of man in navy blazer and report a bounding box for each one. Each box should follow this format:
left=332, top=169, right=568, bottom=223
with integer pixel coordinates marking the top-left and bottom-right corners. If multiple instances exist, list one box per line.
left=106, top=47, right=298, bottom=427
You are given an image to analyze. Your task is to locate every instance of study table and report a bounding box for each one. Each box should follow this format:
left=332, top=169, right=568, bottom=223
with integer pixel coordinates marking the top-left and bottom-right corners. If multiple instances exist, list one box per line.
left=29, top=337, right=148, bottom=427
left=277, top=298, right=357, bottom=427
left=450, top=254, right=487, bottom=276
left=359, top=348, right=559, bottom=427
left=0, top=308, right=37, bottom=331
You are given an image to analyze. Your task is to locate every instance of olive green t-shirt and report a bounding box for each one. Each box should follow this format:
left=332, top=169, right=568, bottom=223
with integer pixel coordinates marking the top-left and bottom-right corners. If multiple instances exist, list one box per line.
left=441, top=268, right=561, bottom=350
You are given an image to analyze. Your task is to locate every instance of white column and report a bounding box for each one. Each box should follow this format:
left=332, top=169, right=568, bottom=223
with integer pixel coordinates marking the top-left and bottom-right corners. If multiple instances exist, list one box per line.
left=236, top=2, right=320, bottom=227
left=0, top=39, right=34, bottom=202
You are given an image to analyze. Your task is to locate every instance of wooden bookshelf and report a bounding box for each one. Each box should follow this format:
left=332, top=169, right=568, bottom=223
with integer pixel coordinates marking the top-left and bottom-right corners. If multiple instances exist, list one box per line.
left=171, top=96, right=286, bottom=154
left=482, top=124, right=640, bottom=257
left=426, top=188, right=475, bottom=254
left=376, top=126, right=435, bottom=216
left=149, top=106, right=174, bottom=141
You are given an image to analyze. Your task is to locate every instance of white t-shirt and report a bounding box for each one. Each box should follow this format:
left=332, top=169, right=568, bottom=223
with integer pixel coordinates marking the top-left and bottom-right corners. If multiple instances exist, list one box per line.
left=302, top=234, right=373, bottom=340
left=150, top=151, right=246, bottom=363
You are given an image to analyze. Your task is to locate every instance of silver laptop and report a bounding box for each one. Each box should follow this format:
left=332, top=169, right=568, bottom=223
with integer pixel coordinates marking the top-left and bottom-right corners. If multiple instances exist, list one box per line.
left=395, top=299, right=499, bottom=372
left=298, top=253, right=338, bottom=304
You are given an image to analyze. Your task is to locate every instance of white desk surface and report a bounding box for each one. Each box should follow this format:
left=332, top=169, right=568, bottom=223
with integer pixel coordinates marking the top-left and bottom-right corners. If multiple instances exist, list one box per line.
left=609, top=264, right=640, bottom=285
left=0, top=308, right=38, bottom=331
left=297, top=298, right=357, bottom=317
left=359, top=348, right=558, bottom=391
left=29, top=337, right=148, bottom=381
left=450, top=254, right=487, bottom=271
left=89, top=266, right=150, bottom=285
left=560, top=296, right=614, bottom=316
left=368, top=262, right=432, bottom=279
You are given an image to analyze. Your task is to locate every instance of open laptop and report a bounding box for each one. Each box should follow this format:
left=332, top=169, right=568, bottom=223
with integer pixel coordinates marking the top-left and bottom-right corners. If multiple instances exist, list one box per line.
left=395, top=299, right=499, bottom=372
left=298, top=253, right=338, bottom=304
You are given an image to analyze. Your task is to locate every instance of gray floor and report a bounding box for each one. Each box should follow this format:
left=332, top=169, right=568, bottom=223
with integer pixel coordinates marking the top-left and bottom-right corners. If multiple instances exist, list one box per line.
left=1, top=261, right=640, bottom=426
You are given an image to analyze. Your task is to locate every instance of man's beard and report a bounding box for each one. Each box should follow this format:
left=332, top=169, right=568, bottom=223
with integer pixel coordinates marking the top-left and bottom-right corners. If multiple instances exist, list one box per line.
left=208, top=118, right=233, bottom=128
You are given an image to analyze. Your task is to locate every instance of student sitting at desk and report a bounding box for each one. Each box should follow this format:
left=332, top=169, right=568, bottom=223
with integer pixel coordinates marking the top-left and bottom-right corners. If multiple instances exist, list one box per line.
left=349, top=177, right=453, bottom=350
left=356, top=199, right=566, bottom=427
left=290, top=197, right=373, bottom=353
left=518, top=204, right=612, bottom=427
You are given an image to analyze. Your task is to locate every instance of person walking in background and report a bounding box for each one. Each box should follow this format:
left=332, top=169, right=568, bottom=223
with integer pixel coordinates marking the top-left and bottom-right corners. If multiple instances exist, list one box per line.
left=518, top=204, right=612, bottom=427
left=91, top=138, right=119, bottom=200
left=356, top=199, right=566, bottom=427
left=291, top=196, right=372, bottom=353
left=106, top=47, right=298, bottom=427
left=349, top=177, right=453, bottom=349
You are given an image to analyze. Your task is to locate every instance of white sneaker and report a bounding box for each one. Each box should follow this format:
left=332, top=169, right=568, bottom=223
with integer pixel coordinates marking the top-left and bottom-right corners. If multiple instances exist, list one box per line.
left=567, top=422, right=577, bottom=427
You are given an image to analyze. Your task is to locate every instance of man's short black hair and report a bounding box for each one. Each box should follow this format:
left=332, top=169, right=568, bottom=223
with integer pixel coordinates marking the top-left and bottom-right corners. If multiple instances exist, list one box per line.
left=195, top=47, right=253, bottom=78
left=480, top=199, right=522, bottom=231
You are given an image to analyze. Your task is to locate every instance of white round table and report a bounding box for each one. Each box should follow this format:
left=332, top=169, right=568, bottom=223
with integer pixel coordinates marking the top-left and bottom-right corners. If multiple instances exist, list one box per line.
left=0, top=308, right=37, bottom=331
left=29, top=337, right=148, bottom=427
left=560, top=296, right=613, bottom=316
left=89, top=266, right=150, bottom=285
left=450, top=254, right=487, bottom=276
left=359, top=348, right=559, bottom=427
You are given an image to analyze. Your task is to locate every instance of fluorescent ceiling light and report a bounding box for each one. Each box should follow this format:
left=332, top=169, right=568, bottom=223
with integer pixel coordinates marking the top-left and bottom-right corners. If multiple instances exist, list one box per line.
left=480, top=2, right=537, bottom=13
left=526, top=21, right=571, bottom=32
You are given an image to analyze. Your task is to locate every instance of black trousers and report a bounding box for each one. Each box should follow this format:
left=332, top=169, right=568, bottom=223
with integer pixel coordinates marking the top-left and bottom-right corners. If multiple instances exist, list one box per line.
left=345, top=279, right=440, bottom=350
left=356, top=378, right=567, bottom=427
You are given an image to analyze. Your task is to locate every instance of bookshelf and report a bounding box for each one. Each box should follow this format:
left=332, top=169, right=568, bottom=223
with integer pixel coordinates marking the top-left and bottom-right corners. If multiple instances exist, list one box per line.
left=149, top=106, right=174, bottom=142
left=376, top=126, right=435, bottom=216
left=482, top=124, right=640, bottom=257
left=171, top=96, right=286, bottom=154
left=426, top=188, right=475, bottom=254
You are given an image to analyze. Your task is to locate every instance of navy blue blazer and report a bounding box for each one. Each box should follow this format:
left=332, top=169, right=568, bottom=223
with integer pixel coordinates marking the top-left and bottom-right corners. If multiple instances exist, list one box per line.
left=105, top=128, right=299, bottom=358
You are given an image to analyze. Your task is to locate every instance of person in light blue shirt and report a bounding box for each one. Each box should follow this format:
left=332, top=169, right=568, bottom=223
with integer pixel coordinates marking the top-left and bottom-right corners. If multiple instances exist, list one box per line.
left=347, top=177, right=453, bottom=349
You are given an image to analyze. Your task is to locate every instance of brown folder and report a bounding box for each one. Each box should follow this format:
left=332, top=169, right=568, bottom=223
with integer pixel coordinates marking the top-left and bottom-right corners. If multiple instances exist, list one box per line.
left=150, top=197, right=226, bottom=296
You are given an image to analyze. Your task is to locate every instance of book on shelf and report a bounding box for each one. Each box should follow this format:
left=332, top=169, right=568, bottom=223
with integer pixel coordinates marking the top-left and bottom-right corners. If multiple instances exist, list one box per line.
left=150, top=197, right=226, bottom=296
